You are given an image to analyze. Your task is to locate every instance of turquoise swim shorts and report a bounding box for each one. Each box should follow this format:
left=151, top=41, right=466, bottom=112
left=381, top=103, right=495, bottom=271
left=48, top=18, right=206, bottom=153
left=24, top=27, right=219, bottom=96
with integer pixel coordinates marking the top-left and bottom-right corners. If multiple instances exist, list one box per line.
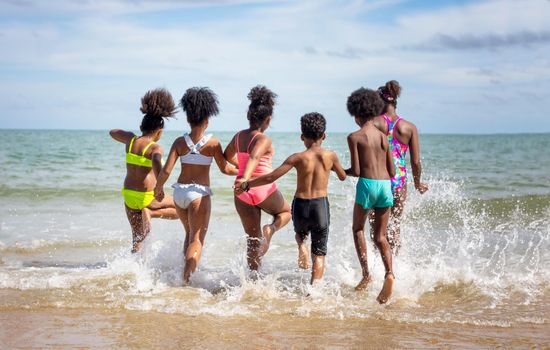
left=355, top=178, right=394, bottom=209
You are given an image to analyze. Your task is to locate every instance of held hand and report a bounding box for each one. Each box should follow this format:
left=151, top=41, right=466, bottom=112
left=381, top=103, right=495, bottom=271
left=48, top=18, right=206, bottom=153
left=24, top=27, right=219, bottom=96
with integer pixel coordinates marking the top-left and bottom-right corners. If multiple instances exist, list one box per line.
left=233, top=178, right=248, bottom=195
left=415, top=182, right=429, bottom=194
left=154, top=186, right=165, bottom=201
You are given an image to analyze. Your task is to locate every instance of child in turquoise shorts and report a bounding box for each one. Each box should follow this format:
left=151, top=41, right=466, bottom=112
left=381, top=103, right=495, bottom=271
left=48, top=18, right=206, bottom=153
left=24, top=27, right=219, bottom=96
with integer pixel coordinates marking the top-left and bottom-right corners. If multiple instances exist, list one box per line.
left=345, top=87, right=396, bottom=304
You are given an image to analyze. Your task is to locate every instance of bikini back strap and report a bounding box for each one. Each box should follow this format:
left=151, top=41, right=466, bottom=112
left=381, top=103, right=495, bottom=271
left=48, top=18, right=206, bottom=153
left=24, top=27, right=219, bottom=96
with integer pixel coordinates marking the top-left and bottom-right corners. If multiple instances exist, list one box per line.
left=128, top=136, right=136, bottom=154
left=184, top=133, right=212, bottom=154
left=141, top=141, right=156, bottom=156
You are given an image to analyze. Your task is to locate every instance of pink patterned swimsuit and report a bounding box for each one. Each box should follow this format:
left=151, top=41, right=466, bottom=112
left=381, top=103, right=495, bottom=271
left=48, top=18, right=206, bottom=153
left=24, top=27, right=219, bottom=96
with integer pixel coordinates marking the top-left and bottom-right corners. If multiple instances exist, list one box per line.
left=383, top=114, right=409, bottom=193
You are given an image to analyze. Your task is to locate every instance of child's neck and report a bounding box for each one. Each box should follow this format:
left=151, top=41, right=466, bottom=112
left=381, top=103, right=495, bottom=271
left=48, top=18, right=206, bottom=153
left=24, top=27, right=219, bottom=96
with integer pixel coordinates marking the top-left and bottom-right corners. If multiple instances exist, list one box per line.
left=304, top=139, right=322, bottom=149
left=190, top=124, right=207, bottom=138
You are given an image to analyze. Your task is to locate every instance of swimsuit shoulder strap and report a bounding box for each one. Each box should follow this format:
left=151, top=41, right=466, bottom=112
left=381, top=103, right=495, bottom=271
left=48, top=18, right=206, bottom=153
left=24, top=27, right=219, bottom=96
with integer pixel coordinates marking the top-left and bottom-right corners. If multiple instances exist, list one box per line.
left=247, top=132, right=261, bottom=153
left=183, top=133, right=195, bottom=150
left=127, top=136, right=136, bottom=154
left=195, top=134, right=212, bottom=152
left=141, top=141, right=155, bottom=157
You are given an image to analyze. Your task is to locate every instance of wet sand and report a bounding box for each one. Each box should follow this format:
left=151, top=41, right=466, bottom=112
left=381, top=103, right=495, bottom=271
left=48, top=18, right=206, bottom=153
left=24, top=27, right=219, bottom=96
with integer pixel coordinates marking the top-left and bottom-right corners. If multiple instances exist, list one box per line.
left=1, top=309, right=548, bottom=349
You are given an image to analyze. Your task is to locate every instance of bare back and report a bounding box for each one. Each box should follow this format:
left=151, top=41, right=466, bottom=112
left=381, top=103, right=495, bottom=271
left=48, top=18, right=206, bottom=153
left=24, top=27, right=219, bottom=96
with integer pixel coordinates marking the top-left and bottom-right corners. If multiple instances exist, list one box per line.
left=176, top=137, right=219, bottom=186
left=348, top=124, right=393, bottom=180
left=124, top=137, right=161, bottom=192
left=292, top=147, right=336, bottom=199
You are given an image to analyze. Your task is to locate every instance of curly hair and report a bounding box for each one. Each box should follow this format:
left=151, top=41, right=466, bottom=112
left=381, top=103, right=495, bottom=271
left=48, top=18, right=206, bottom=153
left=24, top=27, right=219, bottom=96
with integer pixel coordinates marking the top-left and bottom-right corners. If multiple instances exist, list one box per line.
left=247, top=85, right=277, bottom=127
left=139, top=88, right=177, bottom=133
left=346, top=87, right=385, bottom=121
left=180, top=87, right=219, bottom=127
left=378, top=80, right=401, bottom=108
left=301, top=112, right=326, bottom=140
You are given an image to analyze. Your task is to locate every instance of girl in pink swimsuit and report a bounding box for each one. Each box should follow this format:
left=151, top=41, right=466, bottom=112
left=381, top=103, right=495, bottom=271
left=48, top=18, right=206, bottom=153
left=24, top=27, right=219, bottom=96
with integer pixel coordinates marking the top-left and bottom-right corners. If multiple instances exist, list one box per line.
left=375, top=80, right=428, bottom=253
left=225, top=85, right=291, bottom=271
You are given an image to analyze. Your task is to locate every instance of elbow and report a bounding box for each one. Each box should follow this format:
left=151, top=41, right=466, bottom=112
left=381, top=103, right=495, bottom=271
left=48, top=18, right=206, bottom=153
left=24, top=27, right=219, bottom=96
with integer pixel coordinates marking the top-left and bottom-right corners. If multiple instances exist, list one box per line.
left=411, top=159, right=422, bottom=168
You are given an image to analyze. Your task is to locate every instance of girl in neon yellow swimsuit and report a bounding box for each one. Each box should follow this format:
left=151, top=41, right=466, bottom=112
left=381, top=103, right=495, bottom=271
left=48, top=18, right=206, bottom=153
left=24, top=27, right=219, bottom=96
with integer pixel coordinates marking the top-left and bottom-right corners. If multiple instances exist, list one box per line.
left=110, top=88, right=178, bottom=253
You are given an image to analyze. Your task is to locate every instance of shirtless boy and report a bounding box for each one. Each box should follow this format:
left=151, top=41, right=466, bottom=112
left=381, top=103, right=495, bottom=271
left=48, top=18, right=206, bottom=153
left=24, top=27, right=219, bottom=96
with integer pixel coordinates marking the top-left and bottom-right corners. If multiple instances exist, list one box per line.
left=346, top=87, right=396, bottom=304
left=235, top=113, right=346, bottom=284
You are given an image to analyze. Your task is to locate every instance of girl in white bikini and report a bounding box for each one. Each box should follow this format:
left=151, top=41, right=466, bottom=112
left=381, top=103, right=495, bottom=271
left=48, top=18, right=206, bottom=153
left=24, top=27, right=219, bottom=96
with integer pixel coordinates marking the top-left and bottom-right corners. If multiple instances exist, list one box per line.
left=154, top=87, right=237, bottom=284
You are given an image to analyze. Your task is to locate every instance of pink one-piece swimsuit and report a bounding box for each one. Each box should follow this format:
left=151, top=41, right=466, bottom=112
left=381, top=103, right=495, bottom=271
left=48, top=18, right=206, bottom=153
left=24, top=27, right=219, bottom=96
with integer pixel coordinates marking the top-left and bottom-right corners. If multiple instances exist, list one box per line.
left=235, top=131, right=277, bottom=206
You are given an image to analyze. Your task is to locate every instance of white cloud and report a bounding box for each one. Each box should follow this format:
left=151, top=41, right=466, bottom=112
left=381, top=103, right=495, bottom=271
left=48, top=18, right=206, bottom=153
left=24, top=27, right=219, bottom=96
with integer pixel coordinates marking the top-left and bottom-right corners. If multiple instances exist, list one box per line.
left=1, top=0, right=549, bottom=132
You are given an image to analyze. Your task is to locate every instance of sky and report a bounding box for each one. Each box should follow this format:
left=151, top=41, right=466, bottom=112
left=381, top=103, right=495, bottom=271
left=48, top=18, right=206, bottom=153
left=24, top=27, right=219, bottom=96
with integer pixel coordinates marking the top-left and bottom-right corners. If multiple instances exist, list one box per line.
left=0, top=0, right=549, bottom=134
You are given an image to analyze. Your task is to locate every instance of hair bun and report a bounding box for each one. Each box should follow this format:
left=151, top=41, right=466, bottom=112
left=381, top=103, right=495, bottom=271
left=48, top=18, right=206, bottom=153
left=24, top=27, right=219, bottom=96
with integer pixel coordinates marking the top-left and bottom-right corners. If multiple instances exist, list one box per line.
left=247, top=85, right=277, bottom=107
left=140, top=88, right=177, bottom=119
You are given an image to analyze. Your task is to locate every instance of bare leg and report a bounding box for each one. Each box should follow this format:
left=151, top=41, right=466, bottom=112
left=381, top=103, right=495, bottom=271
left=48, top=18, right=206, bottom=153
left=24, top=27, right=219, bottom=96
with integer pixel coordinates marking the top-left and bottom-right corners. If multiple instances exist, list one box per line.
left=175, top=205, right=190, bottom=284
left=311, top=255, right=325, bottom=284
left=388, top=186, right=407, bottom=254
left=372, top=206, right=394, bottom=304
left=295, top=233, right=310, bottom=269
left=179, top=196, right=211, bottom=284
left=352, top=203, right=372, bottom=291
left=125, top=205, right=148, bottom=253
left=257, top=190, right=291, bottom=257
left=234, top=197, right=263, bottom=271
left=148, top=195, right=179, bottom=220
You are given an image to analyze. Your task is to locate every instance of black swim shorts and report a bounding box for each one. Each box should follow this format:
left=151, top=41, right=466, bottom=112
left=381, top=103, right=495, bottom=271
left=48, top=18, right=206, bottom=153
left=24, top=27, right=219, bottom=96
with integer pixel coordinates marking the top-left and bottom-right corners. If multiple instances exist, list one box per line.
left=291, top=197, right=330, bottom=256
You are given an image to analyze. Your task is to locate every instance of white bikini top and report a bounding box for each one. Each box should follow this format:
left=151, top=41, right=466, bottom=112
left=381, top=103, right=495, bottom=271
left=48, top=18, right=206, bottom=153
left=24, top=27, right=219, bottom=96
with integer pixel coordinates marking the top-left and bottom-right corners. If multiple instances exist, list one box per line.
left=180, top=133, right=213, bottom=165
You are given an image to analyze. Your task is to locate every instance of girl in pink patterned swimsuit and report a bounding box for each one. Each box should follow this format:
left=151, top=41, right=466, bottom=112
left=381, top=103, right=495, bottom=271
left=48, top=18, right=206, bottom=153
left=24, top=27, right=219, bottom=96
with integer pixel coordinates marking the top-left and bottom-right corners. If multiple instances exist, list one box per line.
left=224, top=85, right=291, bottom=272
left=374, top=80, right=429, bottom=253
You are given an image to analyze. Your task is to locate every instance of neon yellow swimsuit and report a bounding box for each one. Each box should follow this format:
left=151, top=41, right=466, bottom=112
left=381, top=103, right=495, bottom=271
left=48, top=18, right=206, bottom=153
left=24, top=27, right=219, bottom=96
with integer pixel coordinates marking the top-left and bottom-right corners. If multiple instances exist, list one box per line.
left=121, top=136, right=156, bottom=210
left=125, top=136, right=155, bottom=168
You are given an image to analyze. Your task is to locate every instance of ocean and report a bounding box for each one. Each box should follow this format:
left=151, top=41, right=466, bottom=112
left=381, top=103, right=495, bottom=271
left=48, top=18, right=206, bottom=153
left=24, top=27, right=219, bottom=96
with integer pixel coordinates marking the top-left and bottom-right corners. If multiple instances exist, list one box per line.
left=0, top=130, right=549, bottom=349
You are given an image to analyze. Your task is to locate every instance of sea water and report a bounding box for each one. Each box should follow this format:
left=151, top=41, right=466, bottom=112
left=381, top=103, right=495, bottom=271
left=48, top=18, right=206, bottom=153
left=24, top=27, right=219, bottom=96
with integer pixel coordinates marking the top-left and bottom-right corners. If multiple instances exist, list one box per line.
left=0, top=130, right=549, bottom=346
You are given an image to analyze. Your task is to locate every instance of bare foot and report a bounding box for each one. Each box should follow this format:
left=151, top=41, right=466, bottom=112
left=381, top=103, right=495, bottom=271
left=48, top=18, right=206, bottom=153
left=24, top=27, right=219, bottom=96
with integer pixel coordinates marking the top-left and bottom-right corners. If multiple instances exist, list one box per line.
left=376, top=273, right=394, bottom=304
left=259, top=224, right=275, bottom=257
left=298, top=243, right=310, bottom=269
left=131, top=241, right=142, bottom=254
left=354, top=275, right=372, bottom=291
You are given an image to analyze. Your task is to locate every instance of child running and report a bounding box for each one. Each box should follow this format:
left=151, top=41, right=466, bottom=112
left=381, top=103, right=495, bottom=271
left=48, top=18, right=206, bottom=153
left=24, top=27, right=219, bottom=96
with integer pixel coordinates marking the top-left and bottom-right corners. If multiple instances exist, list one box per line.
left=346, top=87, right=396, bottom=304
left=110, top=88, right=179, bottom=253
left=235, top=113, right=346, bottom=284
left=154, top=87, right=237, bottom=284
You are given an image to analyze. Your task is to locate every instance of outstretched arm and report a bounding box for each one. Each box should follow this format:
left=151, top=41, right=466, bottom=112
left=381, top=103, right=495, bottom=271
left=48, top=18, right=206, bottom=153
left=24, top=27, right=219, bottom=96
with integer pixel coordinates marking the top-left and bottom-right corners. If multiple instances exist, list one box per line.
left=331, top=151, right=347, bottom=181
left=409, top=126, right=428, bottom=194
left=109, top=129, right=134, bottom=144
left=345, top=135, right=360, bottom=177
left=235, top=155, right=296, bottom=194
left=214, top=141, right=238, bottom=176
left=154, top=142, right=178, bottom=201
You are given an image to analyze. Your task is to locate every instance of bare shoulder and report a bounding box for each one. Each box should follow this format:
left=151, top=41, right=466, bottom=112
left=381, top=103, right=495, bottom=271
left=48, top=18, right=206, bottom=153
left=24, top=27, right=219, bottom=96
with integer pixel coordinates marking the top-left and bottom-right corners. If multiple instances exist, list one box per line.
left=373, top=115, right=387, bottom=133
left=398, top=118, right=417, bottom=133
left=347, top=131, right=360, bottom=141
left=150, top=142, right=164, bottom=154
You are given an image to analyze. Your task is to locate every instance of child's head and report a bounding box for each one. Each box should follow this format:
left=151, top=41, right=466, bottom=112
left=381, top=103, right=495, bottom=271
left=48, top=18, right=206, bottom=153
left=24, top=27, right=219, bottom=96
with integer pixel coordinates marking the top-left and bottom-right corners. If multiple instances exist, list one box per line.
left=346, top=87, right=385, bottom=125
left=378, top=80, right=401, bottom=112
left=140, top=88, right=177, bottom=138
left=180, top=87, right=219, bottom=127
left=247, top=85, right=277, bottom=131
left=300, top=112, right=326, bottom=142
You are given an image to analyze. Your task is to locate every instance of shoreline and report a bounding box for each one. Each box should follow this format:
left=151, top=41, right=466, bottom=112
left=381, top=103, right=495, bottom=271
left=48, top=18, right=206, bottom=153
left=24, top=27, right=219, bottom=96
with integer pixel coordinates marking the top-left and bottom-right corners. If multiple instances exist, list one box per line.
left=1, top=308, right=548, bottom=349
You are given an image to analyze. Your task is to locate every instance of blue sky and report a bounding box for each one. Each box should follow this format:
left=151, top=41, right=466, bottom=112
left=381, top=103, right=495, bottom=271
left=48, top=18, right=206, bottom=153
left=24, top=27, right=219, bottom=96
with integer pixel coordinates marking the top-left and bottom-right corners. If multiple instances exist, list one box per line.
left=1, top=0, right=549, bottom=133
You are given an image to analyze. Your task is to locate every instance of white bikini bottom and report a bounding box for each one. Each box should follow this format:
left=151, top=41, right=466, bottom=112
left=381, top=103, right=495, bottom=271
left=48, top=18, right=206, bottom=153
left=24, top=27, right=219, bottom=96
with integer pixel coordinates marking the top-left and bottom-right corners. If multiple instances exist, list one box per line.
left=172, top=183, right=213, bottom=209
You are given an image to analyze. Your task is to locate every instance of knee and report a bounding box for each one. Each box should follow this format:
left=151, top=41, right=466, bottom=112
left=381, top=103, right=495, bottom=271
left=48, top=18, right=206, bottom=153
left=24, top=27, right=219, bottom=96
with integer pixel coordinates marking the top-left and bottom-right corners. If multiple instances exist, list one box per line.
left=352, top=225, right=364, bottom=235
left=374, top=234, right=389, bottom=247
